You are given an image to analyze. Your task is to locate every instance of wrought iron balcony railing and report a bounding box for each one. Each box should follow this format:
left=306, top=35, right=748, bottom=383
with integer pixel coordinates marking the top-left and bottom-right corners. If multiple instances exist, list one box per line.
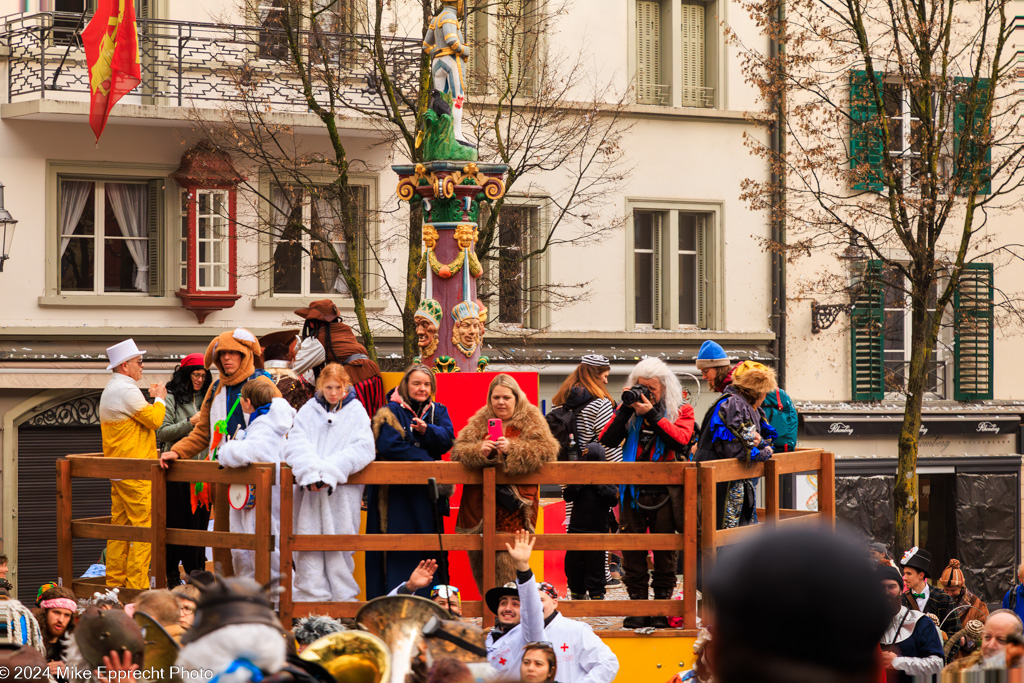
left=1, top=11, right=422, bottom=114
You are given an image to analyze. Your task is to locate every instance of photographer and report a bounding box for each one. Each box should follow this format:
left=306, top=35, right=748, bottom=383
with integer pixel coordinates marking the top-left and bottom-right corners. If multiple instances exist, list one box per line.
left=599, top=358, right=694, bottom=628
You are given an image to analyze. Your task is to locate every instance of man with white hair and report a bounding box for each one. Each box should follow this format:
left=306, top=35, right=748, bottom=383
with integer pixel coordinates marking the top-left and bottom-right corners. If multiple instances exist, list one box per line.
left=599, top=357, right=694, bottom=629
left=943, top=609, right=1024, bottom=673
left=101, top=338, right=167, bottom=589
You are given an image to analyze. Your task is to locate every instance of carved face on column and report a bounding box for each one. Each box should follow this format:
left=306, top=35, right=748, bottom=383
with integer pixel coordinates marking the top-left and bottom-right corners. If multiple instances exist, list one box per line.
left=451, top=301, right=483, bottom=357
left=414, top=299, right=443, bottom=359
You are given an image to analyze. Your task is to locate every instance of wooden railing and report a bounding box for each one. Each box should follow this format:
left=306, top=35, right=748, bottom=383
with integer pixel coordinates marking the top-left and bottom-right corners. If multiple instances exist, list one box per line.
left=57, top=455, right=276, bottom=602
left=698, top=449, right=835, bottom=566
left=278, top=461, right=698, bottom=631
left=56, top=449, right=834, bottom=634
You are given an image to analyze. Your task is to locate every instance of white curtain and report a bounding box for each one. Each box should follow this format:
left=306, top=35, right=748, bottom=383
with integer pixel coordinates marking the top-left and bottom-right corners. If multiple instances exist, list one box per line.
left=59, top=181, right=93, bottom=257
left=106, top=183, right=149, bottom=291
left=312, top=195, right=348, bottom=294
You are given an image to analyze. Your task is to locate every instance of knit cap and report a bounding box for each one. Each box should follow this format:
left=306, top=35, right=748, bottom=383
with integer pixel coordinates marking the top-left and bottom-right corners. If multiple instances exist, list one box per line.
left=939, top=559, right=966, bottom=588
left=695, top=340, right=731, bottom=370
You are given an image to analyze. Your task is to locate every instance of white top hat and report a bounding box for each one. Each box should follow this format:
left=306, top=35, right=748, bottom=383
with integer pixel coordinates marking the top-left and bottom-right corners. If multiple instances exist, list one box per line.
left=106, top=339, right=146, bottom=370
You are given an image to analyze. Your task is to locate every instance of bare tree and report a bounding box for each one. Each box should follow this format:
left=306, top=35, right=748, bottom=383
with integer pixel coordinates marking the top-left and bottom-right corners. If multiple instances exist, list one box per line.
left=730, top=0, right=1024, bottom=552
left=194, top=0, right=630, bottom=361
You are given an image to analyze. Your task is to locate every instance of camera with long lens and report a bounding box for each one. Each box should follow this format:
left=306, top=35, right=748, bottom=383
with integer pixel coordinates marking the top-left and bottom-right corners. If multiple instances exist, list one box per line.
left=621, top=384, right=654, bottom=406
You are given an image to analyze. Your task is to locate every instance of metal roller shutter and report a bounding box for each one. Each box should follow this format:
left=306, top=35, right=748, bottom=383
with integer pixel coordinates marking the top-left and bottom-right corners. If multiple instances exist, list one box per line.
left=16, top=427, right=110, bottom=603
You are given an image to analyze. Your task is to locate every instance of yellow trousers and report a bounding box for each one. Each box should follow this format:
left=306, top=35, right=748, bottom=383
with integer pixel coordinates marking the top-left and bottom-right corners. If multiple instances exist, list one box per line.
left=106, top=479, right=152, bottom=589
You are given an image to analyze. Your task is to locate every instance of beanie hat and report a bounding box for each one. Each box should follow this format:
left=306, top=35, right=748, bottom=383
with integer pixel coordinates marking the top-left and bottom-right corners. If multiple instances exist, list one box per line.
left=877, top=564, right=904, bottom=592
left=708, top=527, right=889, bottom=676
left=695, top=340, right=731, bottom=370
left=180, top=353, right=205, bottom=370
left=939, top=559, right=966, bottom=588
left=581, top=354, right=610, bottom=368
left=538, top=582, right=558, bottom=600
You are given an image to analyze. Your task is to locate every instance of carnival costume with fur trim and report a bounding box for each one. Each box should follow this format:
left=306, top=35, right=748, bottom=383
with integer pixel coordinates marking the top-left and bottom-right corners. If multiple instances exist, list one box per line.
left=100, top=370, right=167, bottom=589
left=365, top=398, right=456, bottom=598
left=171, top=329, right=272, bottom=462
left=451, top=404, right=558, bottom=590
left=285, top=391, right=375, bottom=602
left=217, top=397, right=296, bottom=583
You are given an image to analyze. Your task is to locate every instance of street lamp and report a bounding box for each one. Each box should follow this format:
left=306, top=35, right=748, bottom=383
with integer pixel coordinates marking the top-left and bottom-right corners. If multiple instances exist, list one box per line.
left=0, top=182, right=17, bottom=273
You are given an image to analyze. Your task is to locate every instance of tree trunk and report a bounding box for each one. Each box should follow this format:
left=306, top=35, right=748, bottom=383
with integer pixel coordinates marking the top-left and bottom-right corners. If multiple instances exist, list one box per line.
left=403, top=203, right=424, bottom=363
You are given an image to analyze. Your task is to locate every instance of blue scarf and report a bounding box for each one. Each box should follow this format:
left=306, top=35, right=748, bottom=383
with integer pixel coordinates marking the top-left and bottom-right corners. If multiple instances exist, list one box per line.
left=619, top=414, right=666, bottom=507
left=247, top=401, right=272, bottom=425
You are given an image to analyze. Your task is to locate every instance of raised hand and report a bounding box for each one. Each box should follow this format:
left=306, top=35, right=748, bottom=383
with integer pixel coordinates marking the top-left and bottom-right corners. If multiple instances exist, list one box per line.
left=406, top=559, right=438, bottom=592
left=505, top=529, right=535, bottom=572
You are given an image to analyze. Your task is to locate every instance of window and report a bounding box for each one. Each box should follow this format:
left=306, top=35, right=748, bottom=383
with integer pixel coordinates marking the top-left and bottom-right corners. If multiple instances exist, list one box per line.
left=631, top=207, right=713, bottom=328
left=633, top=0, right=716, bottom=108
left=849, top=71, right=990, bottom=193
left=850, top=261, right=993, bottom=401
left=465, top=0, right=539, bottom=97
left=257, top=0, right=292, bottom=61
left=478, top=202, right=546, bottom=328
left=269, top=184, right=368, bottom=297
left=59, top=178, right=159, bottom=295
left=53, top=0, right=149, bottom=45
left=180, top=189, right=229, bottom=290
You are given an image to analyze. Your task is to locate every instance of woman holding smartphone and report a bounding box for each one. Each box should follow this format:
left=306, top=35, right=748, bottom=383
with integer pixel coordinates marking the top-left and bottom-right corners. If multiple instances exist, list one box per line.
left=451, top=373, right=559, bottom=590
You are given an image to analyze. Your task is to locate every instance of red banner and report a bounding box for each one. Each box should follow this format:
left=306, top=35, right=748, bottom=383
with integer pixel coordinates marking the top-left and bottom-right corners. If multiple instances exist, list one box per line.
left=81, top=0, right=141, bottom=142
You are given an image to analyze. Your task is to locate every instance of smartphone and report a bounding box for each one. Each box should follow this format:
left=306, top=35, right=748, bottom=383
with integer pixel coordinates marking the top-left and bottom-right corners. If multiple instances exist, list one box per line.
left=488, top=418, right=503, bottom=441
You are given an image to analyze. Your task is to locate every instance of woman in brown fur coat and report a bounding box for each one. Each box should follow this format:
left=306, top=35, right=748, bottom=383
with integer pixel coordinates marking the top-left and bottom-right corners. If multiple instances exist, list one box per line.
left=451, top=374, right=559, bottom=590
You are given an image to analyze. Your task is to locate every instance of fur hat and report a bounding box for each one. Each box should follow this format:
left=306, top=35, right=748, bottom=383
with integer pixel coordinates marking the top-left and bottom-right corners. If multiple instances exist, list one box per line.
left=939, top=559, right=966, bottom=588
left=292, top=615, right=346, bottom=646
left=294, top=300, right=340, bottom=323
left=204, top=329, right=261, bottom=384
left=695, top=340, right=731, bottom=370
left=731, top=361, right=778, bottom=397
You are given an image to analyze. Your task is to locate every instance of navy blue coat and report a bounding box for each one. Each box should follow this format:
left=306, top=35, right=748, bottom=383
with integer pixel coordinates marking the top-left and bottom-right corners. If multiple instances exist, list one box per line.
left=365, top=399, right=455, bottom=599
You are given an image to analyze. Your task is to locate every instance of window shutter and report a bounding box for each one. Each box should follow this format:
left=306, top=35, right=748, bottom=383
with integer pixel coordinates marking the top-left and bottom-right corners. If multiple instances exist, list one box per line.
left=696, top=215, right=708, bottom=328
left=636, top=1, right=662, bottom=105
left=953, top=263, right=994, bottom=401
left=953, top=77, right=992, bottom=196
left=680, top=2, right=704, bottom=107
left=850, top=259, right=885, bottom=400
left=652, top=213, right=663, bottom=328
left=849, top=70, right=884, bottom=192
left=147, top=178, right=163, bottom=296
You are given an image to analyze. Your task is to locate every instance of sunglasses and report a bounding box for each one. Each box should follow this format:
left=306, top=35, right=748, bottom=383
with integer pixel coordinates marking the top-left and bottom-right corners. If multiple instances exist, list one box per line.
left=431, top=585, right=460, bottom=599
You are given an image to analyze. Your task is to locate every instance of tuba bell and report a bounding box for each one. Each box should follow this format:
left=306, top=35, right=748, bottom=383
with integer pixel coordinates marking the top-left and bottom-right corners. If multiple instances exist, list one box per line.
left=298, top=631, right=392, bottom=683
left=356, top=596, right=451, bottom=683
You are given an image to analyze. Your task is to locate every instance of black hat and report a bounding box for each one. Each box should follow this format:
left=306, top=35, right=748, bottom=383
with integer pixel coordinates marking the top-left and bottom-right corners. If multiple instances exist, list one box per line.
left=707, top=526, right=888, bottom=679
left=484, top=582, right=519, bottom=615
left=900, top=547, right=932, bottom=577
left=877, top=564, right=904, bottom=592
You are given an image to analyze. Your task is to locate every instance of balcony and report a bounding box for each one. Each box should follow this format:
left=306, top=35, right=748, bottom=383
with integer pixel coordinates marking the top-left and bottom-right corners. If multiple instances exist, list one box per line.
left=1, top=11, right=421, bottom=120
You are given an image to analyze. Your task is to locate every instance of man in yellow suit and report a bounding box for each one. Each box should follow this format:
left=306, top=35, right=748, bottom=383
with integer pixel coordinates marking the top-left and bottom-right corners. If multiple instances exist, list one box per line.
left=100, top=338, right=167, bottom=588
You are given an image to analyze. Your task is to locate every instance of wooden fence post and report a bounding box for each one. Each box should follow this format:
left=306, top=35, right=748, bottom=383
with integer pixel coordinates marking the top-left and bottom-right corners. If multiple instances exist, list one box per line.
left=482, top=466, right=496, bottom=629
left=278, top=466, right=294, bottom=623
left=683, top=464, right=697, bottom=630
left=254, top=464, right=273, bottom=586
left=213, top=483, right=233, bottom=575
left=765, top=459, right=779, bottom=526
left=150, top=464, right=168, bottom=588
left=56, top=459, right=74, bottom=588
left=699, top=464, right=718, bottom=567
left=820, top=452, right=836, bottom=528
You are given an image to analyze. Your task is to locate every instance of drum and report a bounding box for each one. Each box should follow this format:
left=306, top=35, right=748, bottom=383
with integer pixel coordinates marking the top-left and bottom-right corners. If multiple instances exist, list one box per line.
left=228, top=483, right=256, bottom=510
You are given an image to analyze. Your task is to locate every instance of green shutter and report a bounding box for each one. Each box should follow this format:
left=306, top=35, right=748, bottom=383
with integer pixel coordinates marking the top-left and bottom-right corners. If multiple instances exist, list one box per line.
left=851, top=259, right=885, bottom=400
left=147, top=178, right=163, bottom=296
left=849, top=70, right=884, bottom=192
left=953, top=263, right=993, bottom=401
left=953, top=77, right=992, bottom=196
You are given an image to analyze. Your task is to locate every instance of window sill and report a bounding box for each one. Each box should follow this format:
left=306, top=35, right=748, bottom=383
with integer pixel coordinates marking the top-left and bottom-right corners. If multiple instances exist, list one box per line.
left=251, top=297, right=389, bottom=311
left=38, top=294, right=181, bottom=308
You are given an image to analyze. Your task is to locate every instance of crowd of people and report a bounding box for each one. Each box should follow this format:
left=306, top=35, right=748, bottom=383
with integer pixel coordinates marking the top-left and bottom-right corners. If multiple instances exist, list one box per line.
left=91, top=306, right=803, bottom=631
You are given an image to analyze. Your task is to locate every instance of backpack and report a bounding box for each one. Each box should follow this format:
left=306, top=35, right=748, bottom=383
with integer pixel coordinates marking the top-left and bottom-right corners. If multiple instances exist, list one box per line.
left=545, top=403, right=588, bottom=462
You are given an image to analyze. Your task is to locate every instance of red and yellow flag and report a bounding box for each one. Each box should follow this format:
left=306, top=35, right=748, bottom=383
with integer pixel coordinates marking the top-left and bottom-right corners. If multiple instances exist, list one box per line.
left=81, top=0, right=141, bottom=143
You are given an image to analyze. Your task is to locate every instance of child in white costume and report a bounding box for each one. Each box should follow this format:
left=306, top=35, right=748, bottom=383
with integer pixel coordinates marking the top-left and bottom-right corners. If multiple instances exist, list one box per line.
left=216, top=378, right=295, bottom=583
left=285, top=363, right=375, bottom=602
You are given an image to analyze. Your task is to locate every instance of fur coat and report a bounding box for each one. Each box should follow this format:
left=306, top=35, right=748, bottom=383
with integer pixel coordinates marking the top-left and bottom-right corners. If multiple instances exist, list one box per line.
left=217, top=397, right=296, bottom=583
left=450, top=403, right=558, bottom=589
left=284, top=391, right=375, bottom=602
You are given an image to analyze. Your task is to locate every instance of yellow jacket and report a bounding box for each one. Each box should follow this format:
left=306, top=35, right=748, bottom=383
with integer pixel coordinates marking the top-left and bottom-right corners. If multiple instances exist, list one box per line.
left=99, top=373, right=166, bottom=460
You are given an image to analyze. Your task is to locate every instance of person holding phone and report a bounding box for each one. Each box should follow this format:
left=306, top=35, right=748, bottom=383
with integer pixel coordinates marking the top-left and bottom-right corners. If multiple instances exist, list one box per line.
left=451, top=374, right=559, bottom=590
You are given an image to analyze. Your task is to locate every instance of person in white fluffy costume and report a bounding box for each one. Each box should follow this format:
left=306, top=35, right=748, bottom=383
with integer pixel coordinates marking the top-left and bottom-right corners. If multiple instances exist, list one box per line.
left=176, top=576, right=287, bottom=683
left=284, top=362, right=375, bottom=602
left=217, top=379, right=296, bottom=584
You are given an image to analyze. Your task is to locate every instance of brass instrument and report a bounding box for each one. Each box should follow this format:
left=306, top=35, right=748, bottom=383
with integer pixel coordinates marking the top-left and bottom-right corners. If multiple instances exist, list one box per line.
left=299, top=631, right=392, bottom=683
left=356, top=596, right=451, bottom=683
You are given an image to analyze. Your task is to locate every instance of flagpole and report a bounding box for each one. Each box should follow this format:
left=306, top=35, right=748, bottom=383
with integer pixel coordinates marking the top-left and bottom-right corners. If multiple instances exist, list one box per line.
left=50, top=9, right=89, bottom=91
